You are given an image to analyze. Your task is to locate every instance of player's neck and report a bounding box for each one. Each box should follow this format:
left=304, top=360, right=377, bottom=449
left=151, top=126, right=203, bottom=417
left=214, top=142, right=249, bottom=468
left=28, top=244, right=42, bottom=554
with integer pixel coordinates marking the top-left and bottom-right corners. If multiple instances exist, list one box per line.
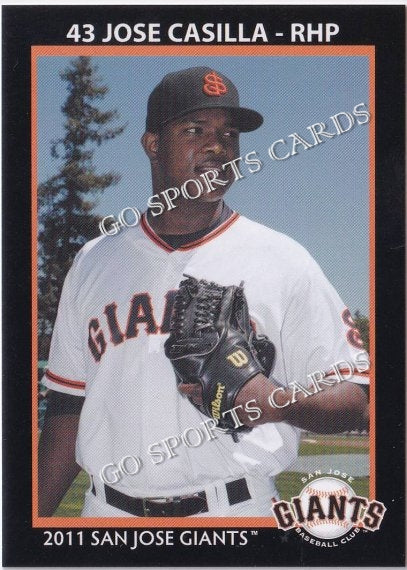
left=147, top=200, right=225, bottom=236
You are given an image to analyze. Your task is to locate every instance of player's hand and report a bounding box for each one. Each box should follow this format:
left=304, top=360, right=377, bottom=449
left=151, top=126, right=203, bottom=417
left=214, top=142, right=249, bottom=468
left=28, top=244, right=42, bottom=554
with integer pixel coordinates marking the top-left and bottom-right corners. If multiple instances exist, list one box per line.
left=178, top=382, right=204, bottom=406
left=235, top=374, right=289, bottom=425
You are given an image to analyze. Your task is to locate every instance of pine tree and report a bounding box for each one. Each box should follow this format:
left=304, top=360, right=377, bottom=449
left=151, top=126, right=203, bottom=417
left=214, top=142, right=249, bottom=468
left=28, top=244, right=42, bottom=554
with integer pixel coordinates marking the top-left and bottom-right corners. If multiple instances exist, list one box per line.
left=38, top=56, right=126, bottom=359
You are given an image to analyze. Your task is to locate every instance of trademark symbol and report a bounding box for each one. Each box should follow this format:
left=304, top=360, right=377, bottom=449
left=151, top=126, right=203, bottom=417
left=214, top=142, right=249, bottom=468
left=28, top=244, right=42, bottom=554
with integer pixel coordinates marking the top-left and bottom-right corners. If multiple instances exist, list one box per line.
left=251, top=530, right=258, bottom=536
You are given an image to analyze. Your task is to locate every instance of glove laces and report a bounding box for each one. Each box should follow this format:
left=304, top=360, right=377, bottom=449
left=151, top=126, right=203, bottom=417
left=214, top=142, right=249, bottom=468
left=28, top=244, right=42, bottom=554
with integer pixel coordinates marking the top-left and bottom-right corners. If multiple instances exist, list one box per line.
left=194, top=286, right=223, bottom=333
left=171, top=292, right=188, bottom=337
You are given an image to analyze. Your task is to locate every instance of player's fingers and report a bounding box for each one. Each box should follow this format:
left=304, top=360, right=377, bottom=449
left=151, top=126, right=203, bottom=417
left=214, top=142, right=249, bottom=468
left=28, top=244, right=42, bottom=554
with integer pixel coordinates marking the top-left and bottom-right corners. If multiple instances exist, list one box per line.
left=178, top=383, right=203, bottom=405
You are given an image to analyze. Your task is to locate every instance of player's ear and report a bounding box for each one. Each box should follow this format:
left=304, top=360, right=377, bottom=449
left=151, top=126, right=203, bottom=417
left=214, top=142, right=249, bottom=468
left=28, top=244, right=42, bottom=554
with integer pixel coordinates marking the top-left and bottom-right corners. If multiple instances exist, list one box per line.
left=141, top=131, right=160, bottom=162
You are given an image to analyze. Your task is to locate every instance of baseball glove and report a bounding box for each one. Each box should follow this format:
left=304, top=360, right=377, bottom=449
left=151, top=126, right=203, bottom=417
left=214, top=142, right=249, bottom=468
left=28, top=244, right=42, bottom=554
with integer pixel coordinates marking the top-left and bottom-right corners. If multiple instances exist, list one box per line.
left=164, top=275, right=275, bottom=432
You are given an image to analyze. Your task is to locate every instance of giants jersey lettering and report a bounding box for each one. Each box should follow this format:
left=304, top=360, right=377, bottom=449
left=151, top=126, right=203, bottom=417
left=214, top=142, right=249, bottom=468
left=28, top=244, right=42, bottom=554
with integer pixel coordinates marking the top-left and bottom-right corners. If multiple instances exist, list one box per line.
left=44, top=214, right=369, bottom=496
left=88, top=292, right=176, bottom=363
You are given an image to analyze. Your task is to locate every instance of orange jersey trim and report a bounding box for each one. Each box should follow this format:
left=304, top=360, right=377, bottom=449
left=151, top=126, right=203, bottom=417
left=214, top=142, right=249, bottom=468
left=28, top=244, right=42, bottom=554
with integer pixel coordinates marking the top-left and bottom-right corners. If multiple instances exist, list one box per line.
left=325, top=368, right=369, bottom=378
left=140, top=215, right=173, bottom=252
left=45, top=369, right=86, bottom=390
left=140, top=212, right=240, bottom=252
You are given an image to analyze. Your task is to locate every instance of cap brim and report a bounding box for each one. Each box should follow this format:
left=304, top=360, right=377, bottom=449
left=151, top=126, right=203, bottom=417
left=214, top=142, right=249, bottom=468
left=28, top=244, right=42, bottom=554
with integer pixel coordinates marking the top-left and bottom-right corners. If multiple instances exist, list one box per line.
left=153, top=105, right=263, bottom=133
left=230, top=107, right=263, bottom=132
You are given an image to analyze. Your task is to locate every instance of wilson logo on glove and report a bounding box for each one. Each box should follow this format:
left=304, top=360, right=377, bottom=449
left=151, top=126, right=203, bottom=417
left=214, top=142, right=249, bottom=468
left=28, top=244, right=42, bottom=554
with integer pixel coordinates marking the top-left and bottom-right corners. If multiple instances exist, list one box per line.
left=226, top=349, right=249, bottom=368
left=211, top=383, right=226, bottom=419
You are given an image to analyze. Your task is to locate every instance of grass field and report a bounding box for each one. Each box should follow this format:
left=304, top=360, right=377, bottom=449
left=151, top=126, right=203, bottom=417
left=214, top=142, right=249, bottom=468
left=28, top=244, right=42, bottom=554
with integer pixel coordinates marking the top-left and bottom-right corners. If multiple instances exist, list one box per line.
left=55, top=470, right=88, bottom=517
left=299, top=433, right=368, bottom=455
left=55, top=434, right=369, bottom=517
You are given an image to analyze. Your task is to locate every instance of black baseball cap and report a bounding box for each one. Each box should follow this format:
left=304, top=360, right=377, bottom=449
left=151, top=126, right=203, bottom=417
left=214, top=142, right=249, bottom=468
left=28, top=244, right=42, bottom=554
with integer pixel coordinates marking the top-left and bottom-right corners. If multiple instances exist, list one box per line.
left=145, top=66, right=263, bottom=133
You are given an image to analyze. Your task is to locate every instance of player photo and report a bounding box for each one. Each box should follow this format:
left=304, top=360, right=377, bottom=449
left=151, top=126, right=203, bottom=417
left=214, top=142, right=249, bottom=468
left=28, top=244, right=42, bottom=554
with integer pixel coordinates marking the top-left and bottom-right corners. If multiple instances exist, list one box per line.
left=34, top=49, right=372, bottom=523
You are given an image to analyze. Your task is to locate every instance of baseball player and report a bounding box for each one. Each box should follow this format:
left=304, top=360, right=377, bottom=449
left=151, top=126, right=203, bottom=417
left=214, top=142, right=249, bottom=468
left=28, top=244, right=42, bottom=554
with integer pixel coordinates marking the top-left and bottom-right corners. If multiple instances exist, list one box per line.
left=39, top=66, right=369, bottom=517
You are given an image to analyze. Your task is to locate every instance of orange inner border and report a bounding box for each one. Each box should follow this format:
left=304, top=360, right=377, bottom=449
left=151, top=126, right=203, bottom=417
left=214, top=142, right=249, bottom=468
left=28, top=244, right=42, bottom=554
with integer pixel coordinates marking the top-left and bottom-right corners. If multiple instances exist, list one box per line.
left=31, top=44, right=375, bottom=528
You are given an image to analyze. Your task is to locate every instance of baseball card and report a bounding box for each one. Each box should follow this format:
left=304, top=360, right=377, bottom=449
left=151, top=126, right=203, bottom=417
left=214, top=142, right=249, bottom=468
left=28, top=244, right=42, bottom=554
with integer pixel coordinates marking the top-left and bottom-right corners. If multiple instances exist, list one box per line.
left=2, top=3, right=405, bottom=567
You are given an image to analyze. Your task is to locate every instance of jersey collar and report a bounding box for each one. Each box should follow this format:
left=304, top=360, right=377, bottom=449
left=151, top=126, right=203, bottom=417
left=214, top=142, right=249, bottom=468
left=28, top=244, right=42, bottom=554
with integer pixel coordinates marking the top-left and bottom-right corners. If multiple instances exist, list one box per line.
left=140, top=211, right=240, bottom=253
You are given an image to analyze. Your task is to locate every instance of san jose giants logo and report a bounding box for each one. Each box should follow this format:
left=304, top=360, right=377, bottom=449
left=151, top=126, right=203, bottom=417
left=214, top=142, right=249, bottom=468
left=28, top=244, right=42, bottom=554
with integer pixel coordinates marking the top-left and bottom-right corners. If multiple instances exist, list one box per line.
left=273, top=476, right=386, bottom=546
left=203, top=71, right=228, bottom=97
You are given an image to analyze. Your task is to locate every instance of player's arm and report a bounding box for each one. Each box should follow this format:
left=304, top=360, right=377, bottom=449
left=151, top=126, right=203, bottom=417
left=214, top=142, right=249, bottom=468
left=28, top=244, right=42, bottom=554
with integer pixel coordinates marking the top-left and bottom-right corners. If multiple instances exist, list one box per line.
left=38, top=390, right=84, bottom=516
left=173, top=271, right=369, bottom=434
left=180, top=377, right=368, bottom=433
left=235, top=373, right=369, bottom=433
left=240, top=257, right=370, bottom=433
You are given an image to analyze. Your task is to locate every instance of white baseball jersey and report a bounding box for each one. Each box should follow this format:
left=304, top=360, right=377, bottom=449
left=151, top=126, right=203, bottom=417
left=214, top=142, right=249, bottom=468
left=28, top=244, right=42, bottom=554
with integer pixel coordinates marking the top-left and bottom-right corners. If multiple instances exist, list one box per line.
left=43, top=212, right=369, bottom=498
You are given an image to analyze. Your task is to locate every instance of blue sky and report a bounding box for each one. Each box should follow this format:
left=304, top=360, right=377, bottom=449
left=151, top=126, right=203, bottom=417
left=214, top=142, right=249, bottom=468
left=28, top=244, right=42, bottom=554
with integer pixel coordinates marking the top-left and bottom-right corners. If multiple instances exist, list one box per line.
left=37, top=54, right=370, bottom=314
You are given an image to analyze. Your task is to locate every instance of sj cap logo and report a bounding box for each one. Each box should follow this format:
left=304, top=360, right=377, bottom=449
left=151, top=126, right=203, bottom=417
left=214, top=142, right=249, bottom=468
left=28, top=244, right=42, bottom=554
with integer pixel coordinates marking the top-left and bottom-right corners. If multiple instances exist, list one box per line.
left=227, top=349, right=249, bottom=368
left=203, top=71, right=228, bottom=97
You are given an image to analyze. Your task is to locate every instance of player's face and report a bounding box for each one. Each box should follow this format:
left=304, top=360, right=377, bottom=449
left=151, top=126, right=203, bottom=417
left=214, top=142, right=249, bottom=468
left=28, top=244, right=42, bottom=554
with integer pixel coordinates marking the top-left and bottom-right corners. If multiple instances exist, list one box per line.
left=156, top=108, right=240, bottom=202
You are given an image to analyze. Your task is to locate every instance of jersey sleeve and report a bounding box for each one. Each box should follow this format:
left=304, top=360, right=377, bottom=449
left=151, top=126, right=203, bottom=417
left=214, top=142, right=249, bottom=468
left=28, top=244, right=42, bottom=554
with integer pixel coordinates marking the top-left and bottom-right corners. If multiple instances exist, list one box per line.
left=42, top=254, right=87, bottom=396
left=280, top=256, right=370, bottom=390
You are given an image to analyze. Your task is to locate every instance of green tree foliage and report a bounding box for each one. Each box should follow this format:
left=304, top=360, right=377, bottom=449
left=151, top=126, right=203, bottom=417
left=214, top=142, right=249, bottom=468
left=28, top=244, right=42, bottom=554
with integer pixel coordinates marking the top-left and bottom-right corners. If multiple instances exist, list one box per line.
left=38, top=56, right=126, bottom=359
left=353, top=310, right=370, bottom=353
